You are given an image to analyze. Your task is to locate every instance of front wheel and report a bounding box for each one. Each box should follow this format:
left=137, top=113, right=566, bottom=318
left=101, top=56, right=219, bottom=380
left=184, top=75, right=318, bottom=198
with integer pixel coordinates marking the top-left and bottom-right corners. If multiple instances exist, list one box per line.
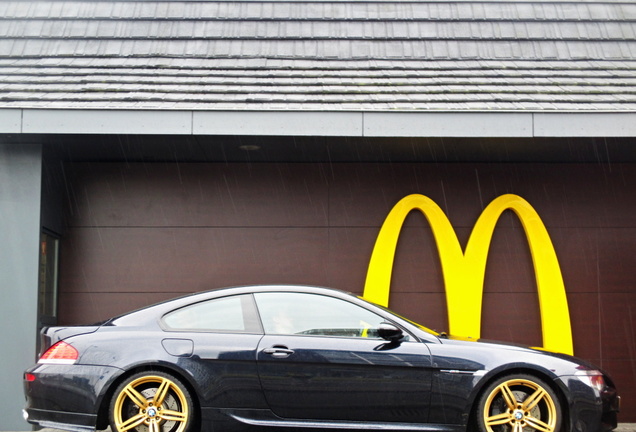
left=477, top=374, right=562, bottom=432
left=109, top=371, right=194, bottom=432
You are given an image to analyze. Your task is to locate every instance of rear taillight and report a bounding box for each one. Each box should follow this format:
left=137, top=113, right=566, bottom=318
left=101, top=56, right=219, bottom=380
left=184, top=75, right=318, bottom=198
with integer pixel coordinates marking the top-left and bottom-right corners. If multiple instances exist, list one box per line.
left=38, top=341, right=79, bottom=364
left=24, top=373, right=36, bottom=382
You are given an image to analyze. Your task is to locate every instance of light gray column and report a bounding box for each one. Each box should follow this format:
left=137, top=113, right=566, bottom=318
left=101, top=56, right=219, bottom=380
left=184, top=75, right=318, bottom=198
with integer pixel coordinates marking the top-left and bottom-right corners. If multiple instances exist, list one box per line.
left=0, top=143, right=42, bottom=430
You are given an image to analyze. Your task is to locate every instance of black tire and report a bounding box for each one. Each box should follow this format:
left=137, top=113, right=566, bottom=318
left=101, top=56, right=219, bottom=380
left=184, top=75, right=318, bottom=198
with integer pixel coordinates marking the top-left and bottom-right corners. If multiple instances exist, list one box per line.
left=476, top=374, right=562, bottom=432
left=109, top=371, right=194, bottom=432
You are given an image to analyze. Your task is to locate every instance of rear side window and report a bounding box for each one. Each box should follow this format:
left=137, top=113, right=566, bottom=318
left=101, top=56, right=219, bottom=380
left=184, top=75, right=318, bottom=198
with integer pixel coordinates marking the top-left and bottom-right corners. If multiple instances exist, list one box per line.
left=162, top=294, right=261, bottom=333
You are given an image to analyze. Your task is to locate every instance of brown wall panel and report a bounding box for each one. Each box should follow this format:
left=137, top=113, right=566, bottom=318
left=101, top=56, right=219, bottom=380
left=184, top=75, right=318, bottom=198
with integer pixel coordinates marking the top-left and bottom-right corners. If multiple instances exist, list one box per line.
left=481, top=293, right=542, bottom=347
left=61, top=226, right=330, bottom=295
left=66, top=163, right=329, bottom=227
left=383, top=292, right=449, bottom=335
left=603, top=359, right=636, bottom=423
left=325, top=227, right=377, bottom=292
left=549, top=228, right=636, bottom=295
left=328, top=163, right=487, bottom=230
left=58, top=292, right=179, bottom=325
left=596, top=232, right=636, bottom=294
left=370, top=224, right=448, bottom=295
left=328, top=163, right=636, bottom=229
left=599, top=292, right=636, bottom=361
left=567, top=293, right=602, bottom=361
left=59, top=161, right=636, bottom=421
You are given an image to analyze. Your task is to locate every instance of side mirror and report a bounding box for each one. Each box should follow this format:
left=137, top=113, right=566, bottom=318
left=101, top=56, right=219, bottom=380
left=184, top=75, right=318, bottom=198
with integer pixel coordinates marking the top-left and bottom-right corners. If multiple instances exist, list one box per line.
left=377, top=322, right=403, bottom=342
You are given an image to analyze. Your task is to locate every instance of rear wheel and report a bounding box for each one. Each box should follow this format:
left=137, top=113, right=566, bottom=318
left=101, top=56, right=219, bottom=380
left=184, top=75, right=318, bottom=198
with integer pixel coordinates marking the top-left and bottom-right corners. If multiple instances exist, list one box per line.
left=477, top=374, right=562, bottom=432
left=110, top=371, right=194, bottom=432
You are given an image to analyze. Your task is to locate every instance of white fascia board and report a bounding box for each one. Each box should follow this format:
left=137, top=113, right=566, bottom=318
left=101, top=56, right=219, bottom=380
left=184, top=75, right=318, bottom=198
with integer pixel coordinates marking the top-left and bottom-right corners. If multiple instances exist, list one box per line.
left=534, top=113, right=636, bottom=137
left=0, top=110, right=23, bottom=133
left=22, top=110, right=192, bottom=135
left=193, top=111, right=363, bottom=136
left=3, top=109, right=636, bottom=137
left=363, top=112, right=534, bottom=137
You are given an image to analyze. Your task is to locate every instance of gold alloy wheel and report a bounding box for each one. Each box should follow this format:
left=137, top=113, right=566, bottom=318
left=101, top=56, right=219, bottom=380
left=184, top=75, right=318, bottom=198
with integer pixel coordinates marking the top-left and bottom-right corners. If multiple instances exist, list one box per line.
left=112, top=374, right=191, bottom=432
left=481, top=377, right=559, bottom=432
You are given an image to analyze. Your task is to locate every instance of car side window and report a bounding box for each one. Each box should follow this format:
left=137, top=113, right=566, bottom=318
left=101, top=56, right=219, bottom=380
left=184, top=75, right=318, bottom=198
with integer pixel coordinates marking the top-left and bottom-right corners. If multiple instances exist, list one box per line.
left=254, top=292, right=388, bottom=338
left=162, top=294, right=261, bottom=333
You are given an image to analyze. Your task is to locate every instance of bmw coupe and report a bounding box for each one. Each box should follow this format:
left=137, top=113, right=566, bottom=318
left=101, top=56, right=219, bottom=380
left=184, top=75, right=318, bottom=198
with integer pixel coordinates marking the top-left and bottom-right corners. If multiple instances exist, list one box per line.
left=24, top=285, right=619, bottom=432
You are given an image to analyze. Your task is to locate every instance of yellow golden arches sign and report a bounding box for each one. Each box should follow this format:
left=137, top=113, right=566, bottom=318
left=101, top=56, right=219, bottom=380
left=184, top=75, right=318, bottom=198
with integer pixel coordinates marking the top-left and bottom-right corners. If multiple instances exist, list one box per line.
left=363, top=194, right=574, bottom=355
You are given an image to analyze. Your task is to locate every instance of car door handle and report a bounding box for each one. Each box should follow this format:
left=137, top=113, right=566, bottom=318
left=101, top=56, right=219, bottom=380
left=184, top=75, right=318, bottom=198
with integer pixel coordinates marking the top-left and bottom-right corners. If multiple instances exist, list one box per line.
left=263, top=346, right=295, bottom=358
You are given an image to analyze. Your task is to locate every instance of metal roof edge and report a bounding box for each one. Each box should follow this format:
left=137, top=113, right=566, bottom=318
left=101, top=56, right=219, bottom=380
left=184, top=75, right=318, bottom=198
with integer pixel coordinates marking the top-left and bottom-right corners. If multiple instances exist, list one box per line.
left=1, top=109, right=635, bottom=138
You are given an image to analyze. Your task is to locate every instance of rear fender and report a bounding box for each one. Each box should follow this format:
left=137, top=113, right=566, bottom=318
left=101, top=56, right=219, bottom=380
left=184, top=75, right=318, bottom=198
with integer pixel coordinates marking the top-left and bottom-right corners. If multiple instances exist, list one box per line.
left=40, top=326, right=100, bottom=357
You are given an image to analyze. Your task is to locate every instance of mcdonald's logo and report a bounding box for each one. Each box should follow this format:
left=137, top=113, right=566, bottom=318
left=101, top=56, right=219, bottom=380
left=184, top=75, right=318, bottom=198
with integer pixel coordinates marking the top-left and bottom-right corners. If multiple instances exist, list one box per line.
left=363, top=194, right=573, bottom=355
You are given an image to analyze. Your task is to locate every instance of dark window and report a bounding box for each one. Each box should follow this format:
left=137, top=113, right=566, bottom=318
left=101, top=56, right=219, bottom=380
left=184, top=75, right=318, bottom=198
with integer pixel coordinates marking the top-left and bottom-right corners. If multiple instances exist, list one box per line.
left=38, top=232, right=59, bottom=324
left=37, top=231, right=60, bottom=354
left=254, top=292, right=388, bottom=338
left=163, top=294, right=261, bottom=333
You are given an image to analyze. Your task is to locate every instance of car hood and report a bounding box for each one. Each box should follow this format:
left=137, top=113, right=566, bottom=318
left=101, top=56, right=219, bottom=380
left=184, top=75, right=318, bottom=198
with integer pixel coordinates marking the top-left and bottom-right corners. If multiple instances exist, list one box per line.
left=437, top=333, right=597, bottom=370
left=444, top=333, right=550, bottom=353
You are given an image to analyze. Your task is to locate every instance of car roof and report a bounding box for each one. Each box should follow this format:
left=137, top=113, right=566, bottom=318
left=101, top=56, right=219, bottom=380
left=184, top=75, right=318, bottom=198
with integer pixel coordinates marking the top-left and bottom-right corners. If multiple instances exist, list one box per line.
left=108, top=284, right=358, bottom=326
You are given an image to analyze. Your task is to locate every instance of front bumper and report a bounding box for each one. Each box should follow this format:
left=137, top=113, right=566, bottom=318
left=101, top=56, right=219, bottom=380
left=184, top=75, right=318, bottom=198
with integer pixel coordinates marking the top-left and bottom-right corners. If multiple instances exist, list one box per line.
left=559, top=375, right=620, bottom=432
left=600, top=388, right=620, bottom=432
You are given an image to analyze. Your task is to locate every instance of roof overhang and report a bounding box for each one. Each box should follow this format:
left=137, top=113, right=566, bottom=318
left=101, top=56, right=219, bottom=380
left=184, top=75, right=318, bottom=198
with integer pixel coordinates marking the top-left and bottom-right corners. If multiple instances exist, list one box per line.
left=2, top=109, right=635, bottom=137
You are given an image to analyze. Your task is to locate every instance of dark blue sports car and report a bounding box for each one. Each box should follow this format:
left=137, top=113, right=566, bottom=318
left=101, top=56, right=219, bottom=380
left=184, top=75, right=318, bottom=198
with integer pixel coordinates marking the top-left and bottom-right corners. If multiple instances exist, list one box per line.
left=24, top=285, right=619, bottom=432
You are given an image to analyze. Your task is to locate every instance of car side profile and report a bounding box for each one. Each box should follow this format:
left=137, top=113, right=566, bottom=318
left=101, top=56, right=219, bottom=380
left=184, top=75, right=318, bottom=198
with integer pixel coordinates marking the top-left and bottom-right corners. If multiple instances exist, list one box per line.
left=24, top=285, right=619, bottom=432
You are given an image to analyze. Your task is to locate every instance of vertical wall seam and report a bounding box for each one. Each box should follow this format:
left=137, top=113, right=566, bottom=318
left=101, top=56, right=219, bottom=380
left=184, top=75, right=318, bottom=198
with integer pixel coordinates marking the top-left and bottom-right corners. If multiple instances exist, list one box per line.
left=361, top=112, right=365, bottom=137
left=531, top=113, right=535, bottom=137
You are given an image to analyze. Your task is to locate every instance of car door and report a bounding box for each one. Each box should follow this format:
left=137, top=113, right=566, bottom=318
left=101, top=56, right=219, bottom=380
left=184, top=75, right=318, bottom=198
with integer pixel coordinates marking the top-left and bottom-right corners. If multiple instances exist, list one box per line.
left=254, top=292, right=434, bottom=423
left=161, top=294, right=267, bottom=409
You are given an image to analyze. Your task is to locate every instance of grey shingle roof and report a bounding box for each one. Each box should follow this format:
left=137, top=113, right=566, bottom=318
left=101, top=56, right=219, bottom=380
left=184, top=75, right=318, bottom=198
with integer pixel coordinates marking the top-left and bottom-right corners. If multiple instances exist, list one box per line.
left=1, top=0, right=635, bottom=111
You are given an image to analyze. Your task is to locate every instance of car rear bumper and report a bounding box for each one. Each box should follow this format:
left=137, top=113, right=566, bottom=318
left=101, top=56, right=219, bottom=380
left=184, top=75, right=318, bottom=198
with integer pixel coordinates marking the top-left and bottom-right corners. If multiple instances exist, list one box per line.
left=24, top=363, right=123, bottom=430
left=23, top=407, right=97, bottom=432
